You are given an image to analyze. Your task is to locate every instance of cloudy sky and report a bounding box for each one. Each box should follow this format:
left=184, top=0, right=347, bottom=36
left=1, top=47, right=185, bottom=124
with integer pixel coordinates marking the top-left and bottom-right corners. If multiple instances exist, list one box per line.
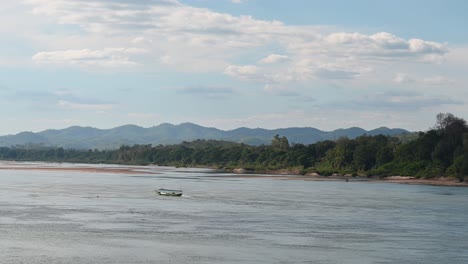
left=0, top=0, right=466, bottom=134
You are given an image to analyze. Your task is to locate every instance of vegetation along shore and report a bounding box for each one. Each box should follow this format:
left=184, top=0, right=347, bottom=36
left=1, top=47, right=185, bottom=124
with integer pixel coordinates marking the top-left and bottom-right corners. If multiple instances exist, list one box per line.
left=0, top=113, right=467, bottom=186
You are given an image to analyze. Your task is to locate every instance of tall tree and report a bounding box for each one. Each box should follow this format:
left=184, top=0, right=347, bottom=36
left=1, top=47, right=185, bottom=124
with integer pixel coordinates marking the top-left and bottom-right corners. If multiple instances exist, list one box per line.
left=271, top=135, right=290, bottom=151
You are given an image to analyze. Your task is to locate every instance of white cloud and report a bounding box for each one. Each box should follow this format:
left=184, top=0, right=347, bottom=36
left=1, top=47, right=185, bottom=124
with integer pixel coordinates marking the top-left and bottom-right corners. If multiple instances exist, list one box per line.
left=393, top=73, right=454, bottom=86
left=393, top=73, right=414, bottom=84
left=259, top=54, right=289, bottom=64
left=23, top=1, right=448, bottom=74
left=131, top=36, right=147, bottom=44
left=224, top=65, right=260, bottom=80
left=322, top=32, right=446, bottom=57
left=408, top=38, right=445, bottom=54
left=15, top=0, right=461, bottom=107
left=33, top=48, right=146, bottom=67
left=231, top=0, right=245, bottom=3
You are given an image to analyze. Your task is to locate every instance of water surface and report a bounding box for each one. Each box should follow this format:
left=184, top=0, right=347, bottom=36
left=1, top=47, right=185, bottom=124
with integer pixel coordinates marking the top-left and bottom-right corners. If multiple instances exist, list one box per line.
left=0, top=164, right=467, bottom=263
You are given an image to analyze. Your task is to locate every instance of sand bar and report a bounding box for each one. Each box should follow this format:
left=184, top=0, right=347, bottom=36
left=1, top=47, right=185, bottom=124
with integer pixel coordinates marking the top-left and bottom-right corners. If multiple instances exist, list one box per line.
left=224, top=173, right=468, bottom=187
left=0, top=162, right=159, bottom=174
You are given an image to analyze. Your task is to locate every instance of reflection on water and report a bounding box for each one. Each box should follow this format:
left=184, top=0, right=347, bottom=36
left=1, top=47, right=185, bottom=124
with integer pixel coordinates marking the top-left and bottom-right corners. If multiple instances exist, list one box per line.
left=1, top=164, right=468, bottom=263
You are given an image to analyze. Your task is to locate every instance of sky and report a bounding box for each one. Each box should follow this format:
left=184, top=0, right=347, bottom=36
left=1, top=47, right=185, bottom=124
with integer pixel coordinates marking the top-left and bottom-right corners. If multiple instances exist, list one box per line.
left=0, top=0, right=467, bottom=135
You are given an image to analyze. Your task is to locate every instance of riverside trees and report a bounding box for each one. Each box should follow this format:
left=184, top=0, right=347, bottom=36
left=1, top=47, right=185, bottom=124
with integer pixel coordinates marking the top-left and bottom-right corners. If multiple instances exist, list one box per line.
left=0, top=113, right=466, bottom=180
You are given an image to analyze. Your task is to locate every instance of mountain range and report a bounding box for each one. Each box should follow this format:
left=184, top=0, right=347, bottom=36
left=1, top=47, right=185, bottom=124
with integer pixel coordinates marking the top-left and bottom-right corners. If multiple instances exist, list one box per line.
left=0, top=123, right=410, bottom=149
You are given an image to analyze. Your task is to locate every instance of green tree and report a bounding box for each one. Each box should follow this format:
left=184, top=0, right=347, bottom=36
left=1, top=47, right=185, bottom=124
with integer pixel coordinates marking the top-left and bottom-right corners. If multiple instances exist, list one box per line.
left=271, top=135, right=289, bottom=151
left=461, top=134, right=468, bottom=182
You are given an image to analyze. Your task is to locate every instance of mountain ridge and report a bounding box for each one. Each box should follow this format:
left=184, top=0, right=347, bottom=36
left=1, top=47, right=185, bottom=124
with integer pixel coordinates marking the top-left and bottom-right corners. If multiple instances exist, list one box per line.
left=0, top=123, right=410, bottom=149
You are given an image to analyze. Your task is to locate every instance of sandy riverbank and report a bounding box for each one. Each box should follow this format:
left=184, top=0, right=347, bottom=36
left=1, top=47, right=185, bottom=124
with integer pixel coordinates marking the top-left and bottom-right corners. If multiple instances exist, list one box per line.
left=0, top=161, right=466, bottom=187
left=0, top=161, right=159, bottom=175
left=226, top=168, right=468, bottom=187
left=381, top=176, right=468, bottom=187
left=227, top=172, right=468, bottom=187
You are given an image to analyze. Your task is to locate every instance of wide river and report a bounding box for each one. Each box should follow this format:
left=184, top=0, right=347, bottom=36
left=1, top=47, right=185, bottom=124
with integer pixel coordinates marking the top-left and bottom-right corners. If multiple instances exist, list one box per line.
left=0, top=163, right=467, bottom=263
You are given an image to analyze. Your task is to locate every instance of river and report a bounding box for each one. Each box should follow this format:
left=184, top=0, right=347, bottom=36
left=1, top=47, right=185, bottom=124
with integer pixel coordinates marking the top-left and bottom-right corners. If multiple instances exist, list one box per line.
left=0, top=164, right=467, bottom=263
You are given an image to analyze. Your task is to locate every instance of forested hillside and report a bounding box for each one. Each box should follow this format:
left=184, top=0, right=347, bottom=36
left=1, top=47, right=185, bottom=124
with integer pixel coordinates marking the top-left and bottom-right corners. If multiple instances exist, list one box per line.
left=0, top=114, right=466, bottom=181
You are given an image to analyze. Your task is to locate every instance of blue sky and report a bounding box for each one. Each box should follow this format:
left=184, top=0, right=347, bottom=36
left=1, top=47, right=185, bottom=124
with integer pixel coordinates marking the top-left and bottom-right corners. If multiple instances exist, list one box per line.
left=0, top=0, right=466, bottom=134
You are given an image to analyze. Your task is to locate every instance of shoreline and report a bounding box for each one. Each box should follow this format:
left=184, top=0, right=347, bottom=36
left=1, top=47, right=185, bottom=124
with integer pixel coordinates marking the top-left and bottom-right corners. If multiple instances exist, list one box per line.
left=234, top=174, right=468, bottom=187
left=226, top=169, right=468, bottom=187
left=0, top=161, right=466, bottom=187
left=0, top=161, right=159, bottom=175
left=0, top=167, right=159, bottom=174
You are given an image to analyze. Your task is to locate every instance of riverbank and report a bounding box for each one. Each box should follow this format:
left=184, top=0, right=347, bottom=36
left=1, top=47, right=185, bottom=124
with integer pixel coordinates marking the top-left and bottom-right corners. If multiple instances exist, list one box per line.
left=226, top=168, right=468, bottom=187
left=0, top=161, right=466, bottom=187
left=0, top=161, right=158, bottom=175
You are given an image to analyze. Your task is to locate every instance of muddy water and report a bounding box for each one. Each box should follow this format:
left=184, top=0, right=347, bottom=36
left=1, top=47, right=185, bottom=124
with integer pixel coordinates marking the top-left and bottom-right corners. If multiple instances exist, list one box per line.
left=1, top=164, right=467, bottom=263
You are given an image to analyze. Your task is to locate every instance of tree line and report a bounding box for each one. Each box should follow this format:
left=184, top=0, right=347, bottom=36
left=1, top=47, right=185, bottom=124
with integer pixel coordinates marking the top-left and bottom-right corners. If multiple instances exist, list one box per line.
left=0, top=113, right=467, bottom=181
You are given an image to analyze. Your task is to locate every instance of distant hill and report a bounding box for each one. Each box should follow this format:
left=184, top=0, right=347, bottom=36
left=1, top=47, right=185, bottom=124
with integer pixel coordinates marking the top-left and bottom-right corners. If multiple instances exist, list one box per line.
left=0, top=123, right=410, bottom=149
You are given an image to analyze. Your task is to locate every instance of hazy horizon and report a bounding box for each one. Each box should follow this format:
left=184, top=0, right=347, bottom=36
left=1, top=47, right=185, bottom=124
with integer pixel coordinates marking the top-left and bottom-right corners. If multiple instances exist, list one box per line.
left=1, top=121, right=414, bottom=137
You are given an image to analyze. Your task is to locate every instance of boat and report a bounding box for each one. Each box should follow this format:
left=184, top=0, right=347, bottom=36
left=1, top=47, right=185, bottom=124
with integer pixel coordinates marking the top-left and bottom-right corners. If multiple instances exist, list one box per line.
left=156, top=188, right=183, bottom=197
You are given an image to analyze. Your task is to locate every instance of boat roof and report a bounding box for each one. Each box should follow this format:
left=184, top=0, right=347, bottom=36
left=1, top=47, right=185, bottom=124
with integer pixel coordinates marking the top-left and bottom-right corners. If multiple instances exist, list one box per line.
left=158, top=188, right=182, bottom=192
